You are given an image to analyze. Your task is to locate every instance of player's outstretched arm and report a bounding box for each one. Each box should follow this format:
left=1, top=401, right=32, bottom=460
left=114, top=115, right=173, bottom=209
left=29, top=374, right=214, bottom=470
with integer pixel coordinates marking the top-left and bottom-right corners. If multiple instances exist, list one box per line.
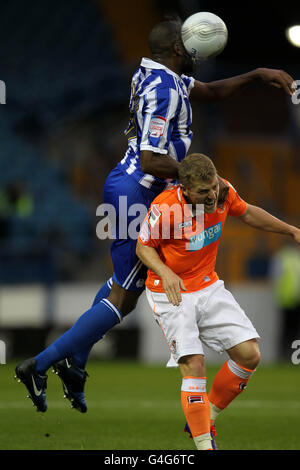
left=239, top=204, right=300, bottom=244
left=190, top=68, right=295, bottom=102
left=136, top=242, right=186, bottom=306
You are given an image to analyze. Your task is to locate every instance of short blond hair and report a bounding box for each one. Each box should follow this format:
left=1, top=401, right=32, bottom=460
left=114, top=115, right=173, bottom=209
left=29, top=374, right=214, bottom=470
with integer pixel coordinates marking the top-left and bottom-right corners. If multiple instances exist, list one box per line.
left=178, top=153, right=217, bottom=189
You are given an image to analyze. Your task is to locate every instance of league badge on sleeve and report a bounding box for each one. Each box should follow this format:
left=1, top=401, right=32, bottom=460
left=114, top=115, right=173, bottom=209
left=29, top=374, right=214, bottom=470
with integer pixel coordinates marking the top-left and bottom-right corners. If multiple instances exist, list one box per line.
left=139, top=218, right=151, bottom=243
left=149, top=116, right=166, bottom=138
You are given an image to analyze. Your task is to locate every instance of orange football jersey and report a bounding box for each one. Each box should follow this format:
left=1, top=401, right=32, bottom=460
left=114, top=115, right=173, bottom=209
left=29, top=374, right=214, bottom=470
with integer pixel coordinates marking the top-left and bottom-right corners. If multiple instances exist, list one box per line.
left=138, top=180, right=247, bottom=292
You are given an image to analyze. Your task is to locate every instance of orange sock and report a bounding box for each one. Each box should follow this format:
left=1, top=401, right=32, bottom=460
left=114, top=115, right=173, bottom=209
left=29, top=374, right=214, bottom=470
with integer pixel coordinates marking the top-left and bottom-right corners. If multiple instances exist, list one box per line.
left=181, top=377, right=211, bottom=441
left=208, top=359, right=255, bottom=412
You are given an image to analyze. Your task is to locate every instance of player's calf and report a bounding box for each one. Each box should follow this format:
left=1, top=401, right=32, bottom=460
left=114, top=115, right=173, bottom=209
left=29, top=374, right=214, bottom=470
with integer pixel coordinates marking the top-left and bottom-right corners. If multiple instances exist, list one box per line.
left=178, top=356, right=213, bottom=450
left=181, top=376, right=212, bottom=450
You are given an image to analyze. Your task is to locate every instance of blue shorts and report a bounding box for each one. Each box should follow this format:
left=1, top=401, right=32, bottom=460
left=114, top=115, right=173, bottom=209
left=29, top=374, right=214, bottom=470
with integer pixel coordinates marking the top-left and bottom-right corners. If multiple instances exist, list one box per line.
left=103, top=164, right=163, bottom=292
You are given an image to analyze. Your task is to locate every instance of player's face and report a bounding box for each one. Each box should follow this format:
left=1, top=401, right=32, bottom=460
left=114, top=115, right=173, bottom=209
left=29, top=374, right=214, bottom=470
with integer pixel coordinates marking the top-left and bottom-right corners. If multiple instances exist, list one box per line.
left=182, top=175, right=220, bottom=213
left=178, top=41, right=195, bottom=75
left=180, top=51, right=194, bottom=75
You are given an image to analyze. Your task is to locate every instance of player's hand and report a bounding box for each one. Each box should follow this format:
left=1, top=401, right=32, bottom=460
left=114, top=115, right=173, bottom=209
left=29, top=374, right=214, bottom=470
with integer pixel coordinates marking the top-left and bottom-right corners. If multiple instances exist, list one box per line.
left=291, top=228, right=300, bottom=245
left=161, top=270, right=187, bottom=306
left=256, top=68, right=295, bottom=96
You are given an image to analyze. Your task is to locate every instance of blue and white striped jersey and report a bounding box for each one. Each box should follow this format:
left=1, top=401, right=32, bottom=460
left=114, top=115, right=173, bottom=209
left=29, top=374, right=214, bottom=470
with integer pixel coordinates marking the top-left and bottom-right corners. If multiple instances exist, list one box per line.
left=119, top=57, right=195, bottom=191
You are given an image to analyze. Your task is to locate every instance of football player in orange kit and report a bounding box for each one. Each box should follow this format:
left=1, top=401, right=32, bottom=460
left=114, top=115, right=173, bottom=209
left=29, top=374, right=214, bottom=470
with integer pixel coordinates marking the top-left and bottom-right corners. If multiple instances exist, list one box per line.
left=136, top=153, right=300, bottom=450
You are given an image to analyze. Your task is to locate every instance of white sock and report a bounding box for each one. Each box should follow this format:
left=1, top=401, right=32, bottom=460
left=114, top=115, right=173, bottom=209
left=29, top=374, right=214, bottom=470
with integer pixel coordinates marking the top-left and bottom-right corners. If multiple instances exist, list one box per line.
left=210, top=401, right=222, bottom=422
left=193, top=432, right=212, bottom=450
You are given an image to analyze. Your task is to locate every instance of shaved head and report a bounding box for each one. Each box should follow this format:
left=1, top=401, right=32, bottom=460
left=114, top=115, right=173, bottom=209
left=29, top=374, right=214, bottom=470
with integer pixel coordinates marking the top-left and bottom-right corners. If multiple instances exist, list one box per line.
left=148, top=20, right=182, bottom=58
left=147, top=15, right=194, bottom=75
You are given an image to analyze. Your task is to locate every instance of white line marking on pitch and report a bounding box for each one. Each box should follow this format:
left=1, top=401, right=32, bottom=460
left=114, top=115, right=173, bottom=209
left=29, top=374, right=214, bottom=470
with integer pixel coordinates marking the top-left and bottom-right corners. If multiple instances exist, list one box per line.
left=1, top=400, right=300, bottom=409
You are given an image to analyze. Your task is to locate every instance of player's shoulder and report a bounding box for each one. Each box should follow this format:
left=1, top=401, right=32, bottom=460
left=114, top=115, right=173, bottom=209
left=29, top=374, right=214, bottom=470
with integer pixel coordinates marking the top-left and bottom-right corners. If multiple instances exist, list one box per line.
left=221, top=177, right=239, bottom=195
left=156, top=70, right=180, bottom=92
left=139, top=72, right=176, bottom=99
left=180, top=74, right=195, bottom=88
left=222, top=178, right=238, bottom=191
left=217, top=177, right=240, bottom=208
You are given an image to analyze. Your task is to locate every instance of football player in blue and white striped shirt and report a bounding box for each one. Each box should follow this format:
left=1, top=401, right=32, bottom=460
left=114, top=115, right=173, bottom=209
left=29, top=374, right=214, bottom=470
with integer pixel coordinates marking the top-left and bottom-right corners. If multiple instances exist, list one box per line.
left=15, top=17, right=295, bottom=414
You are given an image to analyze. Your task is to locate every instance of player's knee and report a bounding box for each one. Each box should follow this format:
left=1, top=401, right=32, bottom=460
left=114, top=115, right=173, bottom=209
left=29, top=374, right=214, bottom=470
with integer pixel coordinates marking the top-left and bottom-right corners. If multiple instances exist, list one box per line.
left=108, top=296, right=138, bottom=317
left=229, top=339, right=261, bottom=370
left=179, top=354, right=206, bottom=377
left=246, top=341, right=261, bottom=370
left=120, top=298, right=139, bottom=317
left=250, top=347, right=261, bottom=370
left=107, top=284, right=141, bottom=317
left=240, top=342, right=261, bottom=370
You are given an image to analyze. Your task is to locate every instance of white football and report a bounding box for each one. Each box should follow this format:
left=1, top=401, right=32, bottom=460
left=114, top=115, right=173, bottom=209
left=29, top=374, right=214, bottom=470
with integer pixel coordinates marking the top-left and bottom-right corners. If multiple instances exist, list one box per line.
left=181, top=12, right=228, bottom=60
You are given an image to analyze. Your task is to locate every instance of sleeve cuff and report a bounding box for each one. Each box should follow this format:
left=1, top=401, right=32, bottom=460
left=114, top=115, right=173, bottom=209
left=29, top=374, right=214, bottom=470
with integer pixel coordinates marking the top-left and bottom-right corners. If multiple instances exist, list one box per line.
left=140, top=145, right=168, bottom=155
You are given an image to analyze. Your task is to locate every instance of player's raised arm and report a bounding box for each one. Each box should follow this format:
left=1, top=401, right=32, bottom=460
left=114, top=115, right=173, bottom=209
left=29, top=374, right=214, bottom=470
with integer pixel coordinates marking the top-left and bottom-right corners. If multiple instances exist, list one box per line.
left=190, top=68, right=295, bottom=103
left=239, top=204, right=300, bottom=244
left=181, top=12, right=295, bottom=102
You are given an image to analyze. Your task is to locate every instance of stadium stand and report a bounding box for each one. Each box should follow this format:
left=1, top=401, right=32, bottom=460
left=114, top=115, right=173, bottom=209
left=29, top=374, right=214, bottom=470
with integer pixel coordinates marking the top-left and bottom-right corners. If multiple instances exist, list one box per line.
left=0, top=0, right=128, bottom=282
left=0, top=0, right=299, bottom=286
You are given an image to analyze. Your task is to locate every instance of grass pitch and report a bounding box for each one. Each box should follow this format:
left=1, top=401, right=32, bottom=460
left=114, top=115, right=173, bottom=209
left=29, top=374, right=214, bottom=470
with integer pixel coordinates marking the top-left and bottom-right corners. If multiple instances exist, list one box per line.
left=1, top=360, right=300, bottom=450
